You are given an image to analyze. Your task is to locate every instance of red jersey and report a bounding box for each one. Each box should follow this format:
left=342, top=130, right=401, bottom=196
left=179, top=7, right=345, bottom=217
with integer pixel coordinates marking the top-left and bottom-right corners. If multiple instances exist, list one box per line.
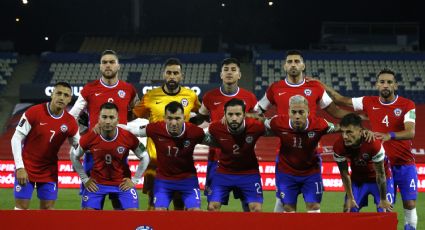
left=16, top=103, right=78, bottom=182
left=333, top=137, right=391, bottom=183
left=146, top=122, right=205, bottom=180
left=268, top=115, right=333, bottom=176
left=257, top=78, right=332, bottom=116
left=80, top=79, right=137, bottom=127
left=199, top=87, right=257, bottom=161
left=79, top=127, right=139, bottom=186
left=209, top=118, right=265, bottom=174
left=352, top=95, right=416, bottom=165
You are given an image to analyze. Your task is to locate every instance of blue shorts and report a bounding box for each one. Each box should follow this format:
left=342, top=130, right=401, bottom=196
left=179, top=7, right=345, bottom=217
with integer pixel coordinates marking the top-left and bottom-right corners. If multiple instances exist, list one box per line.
left=154, top=176, right=201, bottom=209
left=204, top=161, right=244, bottom=204
left=81, top=184, right=138, bottom=210
left=347, top=178, right=394, bottom=212
left=276, top=171, right=323, bottom=205
left=392, top=165, right=418, bottom=202
left=14, top=179, right=57, bottom=201
left=210, top=173, right=263, bottom=204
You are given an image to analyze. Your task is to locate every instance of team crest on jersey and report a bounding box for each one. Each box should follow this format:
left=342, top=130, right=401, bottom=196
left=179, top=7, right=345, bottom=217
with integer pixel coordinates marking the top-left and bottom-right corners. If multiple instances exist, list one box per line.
left=135, top=226, right=153, bottom=230
left=15, top=185, right=21, bottom=192
left=246, top=136, right=253, bottom=144
left=108, top=98, right=114, bottom=103
left=60, top=124, right=68, bottom=133
left=82, top=195, right=89, bottom=202
left=181, top=98, right=189, bottom=107
left=280, top=192, right=285, bottom=199
left=304, top=89, right=312, bottom=96
left=183, top=140, right=191, bottom=148
left=362, top=153, right=370, bottom=160
left=117, top=146, right=126, bottom=154
left=394, top=108, right=402, bottom=117
left=118, top=90, right=126, bottom=98
left=308, top=131, right=315, bottom=138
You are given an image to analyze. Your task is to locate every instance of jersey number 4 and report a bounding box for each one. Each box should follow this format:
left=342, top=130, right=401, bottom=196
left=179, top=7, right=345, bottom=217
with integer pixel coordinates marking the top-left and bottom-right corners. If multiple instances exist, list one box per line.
left=382, top=115, right=389, bottom=127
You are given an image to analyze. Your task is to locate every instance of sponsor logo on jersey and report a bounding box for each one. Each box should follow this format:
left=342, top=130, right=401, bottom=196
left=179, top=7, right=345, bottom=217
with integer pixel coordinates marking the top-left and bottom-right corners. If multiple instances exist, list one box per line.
left=60, top=124, right=68, bottom=133
left=304, top=89, right=312, bottom=96
left=19, top=119, right=26, bottom=127
left=394, top=108, right=402, bottom=116
left=183, top=140, right=191, bottom=148
left=135, top=226, right=154, bottom=230
left=213, top=102, right=221, bottom=105
left=117, top=146, right=126, bottom=154
left=118, top=90, right=126, bottom=98
left=15, top=185, right=22, bottom=192
left=181, top=98, right=189, bottom=107
left=308, top=131, right=315, bottom=138
left=246, top=136, right=253, bottom=144
left=362, top=153, right=370, bottom=160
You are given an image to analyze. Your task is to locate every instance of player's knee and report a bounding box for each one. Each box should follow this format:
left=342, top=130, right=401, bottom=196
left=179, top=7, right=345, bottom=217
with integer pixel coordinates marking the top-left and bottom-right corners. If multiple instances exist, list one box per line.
left=283, top=204, right=296, bottom=212
left=155, top=207, right=167, bottom=211
left=403, top=200, right=416, bottom=210
left=187, top=207, right=201, bottom=211
left=306, top=202, right=320, bottom=211
left=208, top=202, right=220, bottom=211
left=249, top=203, right=262, bottom=212
left=15, top=200, right=30, bottom=210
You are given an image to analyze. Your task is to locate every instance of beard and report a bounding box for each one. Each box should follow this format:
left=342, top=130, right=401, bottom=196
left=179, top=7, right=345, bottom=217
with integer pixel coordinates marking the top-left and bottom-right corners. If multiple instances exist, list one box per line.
left=380, top=89, right=392, bottom=98
left=102, top=69, right=118, bottom=79
left=287, top=68, right=301, bottom=77
left=227, top=121, right=242, bottom=131
left=166, top=80, right=179, bottom=91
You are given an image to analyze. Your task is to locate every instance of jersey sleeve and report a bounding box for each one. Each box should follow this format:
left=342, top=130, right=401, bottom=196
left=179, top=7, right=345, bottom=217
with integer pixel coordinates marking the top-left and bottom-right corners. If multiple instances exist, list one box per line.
left=129, top=131, right=141, bottom=151
left=371, top=140, right=385, bottom=163
left=15, top=113, right=32, bottom=136
left=191, top=93, right=201, bottom=112
left=404, top=100, right=416, bottom=123
left=319, top=91, right=333, bottom=109
left=352, top=97, right=365, bottom=111
left=198, top=102, right=209, bottom=115
left=332, top=140, right=347, bottom=162
left=133, top=93, right=150, bottom=118
left=69, top=95, right=87, bottom=119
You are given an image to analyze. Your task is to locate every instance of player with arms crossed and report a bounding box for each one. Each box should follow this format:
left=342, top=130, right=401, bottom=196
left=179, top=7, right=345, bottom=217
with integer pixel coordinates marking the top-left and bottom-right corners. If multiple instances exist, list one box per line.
left=70, top=102, right=149, bottom=210
left=191, top=58, right=257, bottom=211
left=11, top=82, right=79, bottom=210
left=317, top=68, right=417, bottom=229
left=265, top=95, right=339, bottom=213
left=333, top=113, right=393, bottom=212
left=133, top=58, right=201, bottom=210
left=126, top=101, right=205, bottom=210
left=69, top=50, right=139, bottom=209
left=205, top=98, right=264, bottom=212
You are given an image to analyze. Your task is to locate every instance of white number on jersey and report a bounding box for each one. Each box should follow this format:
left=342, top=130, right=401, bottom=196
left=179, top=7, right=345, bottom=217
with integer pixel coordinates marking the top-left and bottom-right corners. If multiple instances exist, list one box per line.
left=292, top=137, right=302, bottom=148
left=382, top=115, right=389, bottom=127
left=167, top=146, right=179, bottom=157
left=233, top=144, right=240, bottom=155
left=49, top=130, right=56, bottom=142
left=105, top=154, right=112, bottom=164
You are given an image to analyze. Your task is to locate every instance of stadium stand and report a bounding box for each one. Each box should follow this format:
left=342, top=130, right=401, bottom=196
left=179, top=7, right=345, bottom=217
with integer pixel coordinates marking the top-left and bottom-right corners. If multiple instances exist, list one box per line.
left=0, top=53, right=18, bottom=94
left=33, top=52, right=226, bottom=85
left=79, top=36, right=202, bottom=54
left=254, top=52, right=425, bottom=103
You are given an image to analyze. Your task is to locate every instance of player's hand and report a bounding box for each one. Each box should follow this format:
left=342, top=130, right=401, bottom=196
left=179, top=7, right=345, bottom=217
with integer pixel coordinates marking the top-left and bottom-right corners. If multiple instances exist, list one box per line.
left=344, top=197, right=359, bottom=212
left=378, top=199, right=393, bottom=212
left=119, top=178, right=134, bottom=191
left=374, top=132, right=391, bottom=141
left=84, top=178, right=99, bottom=192
left=362, top=129, right=376, bottom=142
left=16, top=168, right=29, bottom=186
left=92, top=123, right=101, bottom=135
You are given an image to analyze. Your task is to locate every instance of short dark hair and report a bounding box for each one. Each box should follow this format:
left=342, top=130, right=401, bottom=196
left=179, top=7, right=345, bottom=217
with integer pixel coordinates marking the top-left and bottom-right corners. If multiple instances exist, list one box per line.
left=221, top=58, right=240, bottom=68
left=165, top=101, right=184, bottom=114
left=340, top=113, right=362, bottom=128
left=100, top=102, right=119, bottom=113
left=285, top=50, right=304, bottom=60
left=101, top=49, right=119, bottom=60
left=54, top=81, right=72, bottom=90
left=377, top=68, right=396, bottom=82
left=224, top=98, right=246, bottom=113
left=164, top=58, right=182, bottom=69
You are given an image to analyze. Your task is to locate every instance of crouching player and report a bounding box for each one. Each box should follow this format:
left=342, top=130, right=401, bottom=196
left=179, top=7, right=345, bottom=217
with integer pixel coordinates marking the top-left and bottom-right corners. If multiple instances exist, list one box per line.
left=333, top=113, right=393, bottom=212
left=70, top=102, right=149, bottom=210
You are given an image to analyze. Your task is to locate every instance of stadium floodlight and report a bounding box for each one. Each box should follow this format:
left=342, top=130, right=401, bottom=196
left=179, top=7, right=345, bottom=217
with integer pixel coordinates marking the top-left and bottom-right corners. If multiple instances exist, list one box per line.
left=44, top=36, right=49, bottom=41
left=268, top=1, right=274, bottom=6
left=22, top=0, right=28, bottom=5
left=221, top=3, right=226, bottom=7
left=16, top=18, right=20, bottom=22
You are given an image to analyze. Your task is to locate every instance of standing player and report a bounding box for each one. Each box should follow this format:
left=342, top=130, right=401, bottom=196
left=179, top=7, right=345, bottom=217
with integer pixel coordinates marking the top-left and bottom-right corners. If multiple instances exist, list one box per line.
left=69, top=49, right=139, bottom=209
left=333, top=113, right=393, bottom=212
left=317, top=68, right=417, bottom=229
left=191, top=58, right=257, bottom=210
left=132, top=58, right=201, bottom=210
left=124, top=102, right=205, bottom=210
left=265, top=95, right=338, bottom=213
left=254, top=50, right=351, bottom=212
left=11, top=82, right=79, bottom=210
left=70, top=103, right=149, bottom=210
left=206, top=99, right=264, bottom=212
